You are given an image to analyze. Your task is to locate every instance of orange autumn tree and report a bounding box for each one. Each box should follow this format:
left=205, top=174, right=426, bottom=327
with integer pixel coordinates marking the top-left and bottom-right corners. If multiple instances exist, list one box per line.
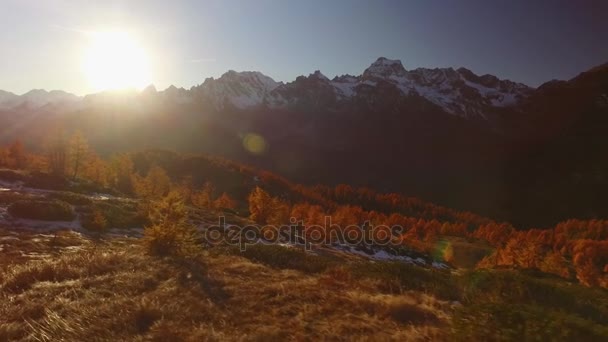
left=192, top=182, right=215, bottom=209
left=214, top=192, right=238, bottom=210
left=133, top=165, right=172, bottom=200
left=68, top=131, right=89, bottom=180
left=8, top=139, right=27, bottom=169
left=572, top=240, right=608, bottom=288
left=248, top=186, right=290, bottom=224
left=83, top=152, right=109, bottom=187
left=248, top=186, right=274, bottom=224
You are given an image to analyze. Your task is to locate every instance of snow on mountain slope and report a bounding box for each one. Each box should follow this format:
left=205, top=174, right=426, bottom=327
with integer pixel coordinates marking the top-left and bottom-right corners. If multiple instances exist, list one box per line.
left=362, top=57, right=408, bottom=78
left=192, top=70, right=281, bottom=109
left=357, top=57, right=532, bottom=119
left=1, top=57, right=531, bottom=121
left=188, top=57, right=532, bottom=120
left=331, top=75, right=359, bottom=98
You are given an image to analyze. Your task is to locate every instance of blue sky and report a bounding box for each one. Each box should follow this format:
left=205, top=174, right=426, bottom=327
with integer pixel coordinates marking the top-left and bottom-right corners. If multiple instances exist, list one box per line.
left=1, top=0, right=607, bottom=95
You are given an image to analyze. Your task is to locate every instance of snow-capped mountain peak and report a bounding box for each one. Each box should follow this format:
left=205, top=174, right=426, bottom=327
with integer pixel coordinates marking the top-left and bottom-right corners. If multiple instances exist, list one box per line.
left=182, top=58, right=532, bottom=119
left=363, top=57, right=408, bottom=78
left=0, top=57, right=533, bottom=122
left=193, top=70, right=280, bottom=109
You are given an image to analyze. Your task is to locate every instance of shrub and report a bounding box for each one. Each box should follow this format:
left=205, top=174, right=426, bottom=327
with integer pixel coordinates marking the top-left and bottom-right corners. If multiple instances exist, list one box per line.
left=87, top=201, right=145, bottom=228
left=8, top=199, right=75, bottom=221
left=452, top=303, right=608, bottom=341
left=240, top=244, right=335, bottom=274
left=25, top=171, right=68, bottom=190
left=351, top=262, right=458, bottom=299
left=458, top=269, right=608, bottom=325
left=82, top=208, right=108, bottom=232
left=0, top=191, right=41, bottom=205
left=0, top=169, right=28, bottom=182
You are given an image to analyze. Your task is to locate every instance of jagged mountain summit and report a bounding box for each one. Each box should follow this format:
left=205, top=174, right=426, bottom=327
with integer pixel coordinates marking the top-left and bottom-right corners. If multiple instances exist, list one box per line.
left=0, top=89, right=81, bottom=110
left=0, top=57, right=532, bottom=121
left=0, top=60, right=605, bottom=228
left=191, top=71, right=281, bottom=109
left=187, top=57, right=533, bottom=119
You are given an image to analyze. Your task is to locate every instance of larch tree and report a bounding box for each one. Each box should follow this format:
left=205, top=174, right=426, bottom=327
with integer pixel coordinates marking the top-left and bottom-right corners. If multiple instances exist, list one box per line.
left=134, top=165, right=172, bottom=200
left=248, top=186, right=273, bottom=224
left=109, top=154, right=135, bottom=194
left=8, top=139, right=27, bottom=169
left=47, top=130, right=68, bottom=177
left=192, top=181, right=215, bottom=208
left=83, top=152, right=108, bottom=187
left=143, top=191, right=201, bottom=258
left=69, top=131, right=89, bottom=180
left=214, top=192, right=238, bottom=210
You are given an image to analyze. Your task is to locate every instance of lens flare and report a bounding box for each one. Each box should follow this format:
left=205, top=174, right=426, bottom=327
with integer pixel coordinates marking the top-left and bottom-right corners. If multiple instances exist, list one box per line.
left=243, top=133, right=267, bottom=155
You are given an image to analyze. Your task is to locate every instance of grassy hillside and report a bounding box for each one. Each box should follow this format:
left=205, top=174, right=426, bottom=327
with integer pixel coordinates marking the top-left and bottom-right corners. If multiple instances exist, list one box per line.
left=1, top=145, right=608, bottom=340
left=1, top=226, right=608, bottom=341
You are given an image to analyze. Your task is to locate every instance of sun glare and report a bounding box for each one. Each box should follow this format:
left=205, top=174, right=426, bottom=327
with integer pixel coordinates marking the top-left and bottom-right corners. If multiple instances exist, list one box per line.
left=82, top=30, right=152, bottom=91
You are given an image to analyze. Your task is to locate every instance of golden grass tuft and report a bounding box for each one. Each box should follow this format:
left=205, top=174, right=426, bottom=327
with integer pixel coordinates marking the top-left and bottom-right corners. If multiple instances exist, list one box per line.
left=0, top=232, right=452, bottom=341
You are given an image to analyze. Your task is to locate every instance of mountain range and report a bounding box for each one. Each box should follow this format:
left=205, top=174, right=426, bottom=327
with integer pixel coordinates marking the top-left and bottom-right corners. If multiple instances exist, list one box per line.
left=1, top=57, right=607, bottom=227
left=0, top=57, right=532, bottom=121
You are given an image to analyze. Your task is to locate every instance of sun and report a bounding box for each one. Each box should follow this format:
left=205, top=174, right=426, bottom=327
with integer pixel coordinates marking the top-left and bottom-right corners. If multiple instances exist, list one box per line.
left=82, top=30, right=152, bottom=91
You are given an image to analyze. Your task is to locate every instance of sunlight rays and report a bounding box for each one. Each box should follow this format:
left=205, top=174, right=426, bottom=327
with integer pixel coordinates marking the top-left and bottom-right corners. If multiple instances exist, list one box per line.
left=82, top=30, right=152, bottom=92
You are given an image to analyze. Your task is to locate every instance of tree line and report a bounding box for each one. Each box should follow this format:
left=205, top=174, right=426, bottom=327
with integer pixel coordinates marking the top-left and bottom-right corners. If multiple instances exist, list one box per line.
left=1, top=136, right=607, bottom=288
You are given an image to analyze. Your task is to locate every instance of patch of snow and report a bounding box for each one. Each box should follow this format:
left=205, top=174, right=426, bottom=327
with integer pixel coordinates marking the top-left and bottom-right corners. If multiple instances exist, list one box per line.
left=0, top=236, right=20, bottom=241
left=0, top=180, right=24, bottom=190
left=90, top=193, right=113, bottom=200
left=198, top=70, right=280, bottom=110
left=106, top=227, right=144, bottom=238
left=331, top=79, right=358, bottom=98
left=4, top=215, right=84, bottom=232
left=332, top=244, right=421, bottom=264
left=361, top=80, right=377, bottom=87
left=432, top=261, right=449, bottom=269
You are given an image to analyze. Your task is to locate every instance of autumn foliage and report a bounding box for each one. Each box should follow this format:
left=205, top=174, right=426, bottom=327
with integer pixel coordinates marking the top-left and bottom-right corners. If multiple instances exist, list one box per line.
left=2, top=137, right=608, bottom=288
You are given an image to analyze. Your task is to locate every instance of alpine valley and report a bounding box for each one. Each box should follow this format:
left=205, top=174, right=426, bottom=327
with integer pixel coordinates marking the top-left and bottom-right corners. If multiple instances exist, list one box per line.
left=1, top=57, right=607, bottom=228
